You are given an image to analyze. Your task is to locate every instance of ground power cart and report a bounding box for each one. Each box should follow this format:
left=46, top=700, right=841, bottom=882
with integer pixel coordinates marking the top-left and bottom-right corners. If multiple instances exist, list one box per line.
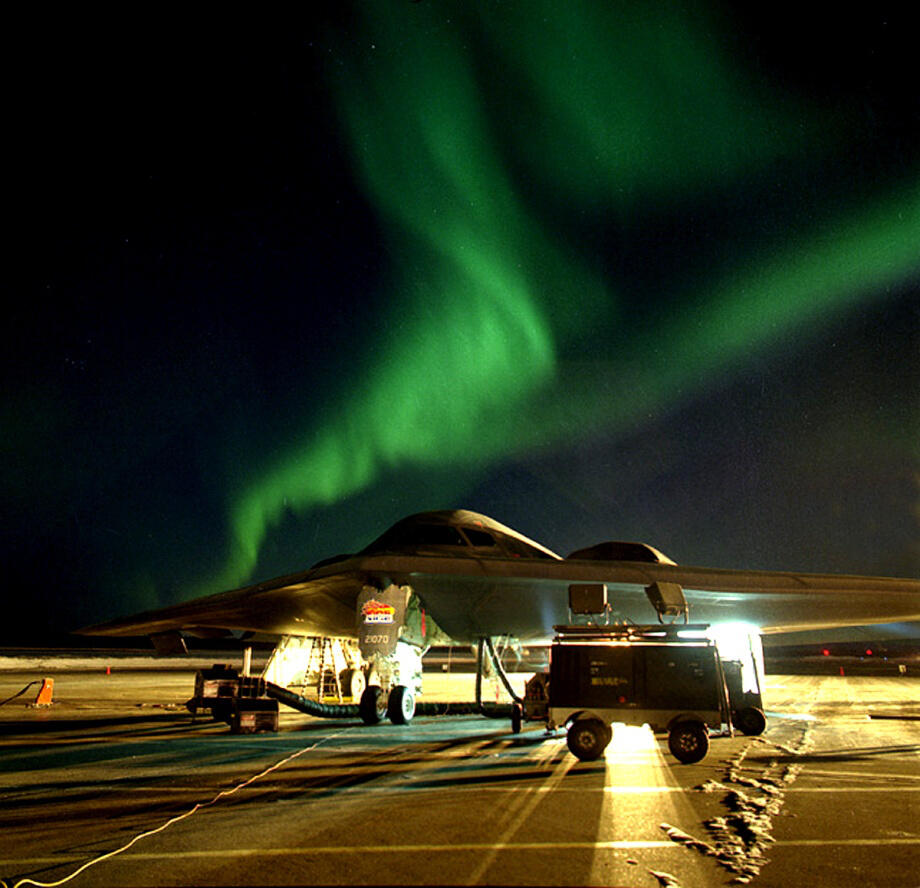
left=545, top=625, right=733, bottom=762
left=517, top=583, right=766, bottom=763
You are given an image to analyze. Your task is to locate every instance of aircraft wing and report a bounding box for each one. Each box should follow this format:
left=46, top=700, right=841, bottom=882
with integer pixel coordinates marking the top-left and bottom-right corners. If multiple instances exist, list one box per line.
left=431, top=556, right=920, bottom=638
left=80, top=551, right=920, bottom=642
left=79, top=566, right=363, bottom=639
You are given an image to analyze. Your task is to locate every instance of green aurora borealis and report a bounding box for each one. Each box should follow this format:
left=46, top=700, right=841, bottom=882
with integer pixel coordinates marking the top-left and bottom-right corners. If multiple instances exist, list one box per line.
left=217, top=4, right=919, bottom=595
left=5, top=4, right=918, bottom=634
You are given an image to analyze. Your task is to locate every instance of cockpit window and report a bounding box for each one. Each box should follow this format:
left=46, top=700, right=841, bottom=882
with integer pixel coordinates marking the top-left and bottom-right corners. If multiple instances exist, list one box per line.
left=413, top=525, right=467, bottom=546
left=463, top=528, right=496, bottom=547
left=359, top=514, right=561, bottom=558
left=502, top=535, right=557, bottom=559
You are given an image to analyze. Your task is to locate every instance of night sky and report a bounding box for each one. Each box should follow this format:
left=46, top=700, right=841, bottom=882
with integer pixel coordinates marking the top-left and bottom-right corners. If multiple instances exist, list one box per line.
left=5, top=4, right=918, bottom=644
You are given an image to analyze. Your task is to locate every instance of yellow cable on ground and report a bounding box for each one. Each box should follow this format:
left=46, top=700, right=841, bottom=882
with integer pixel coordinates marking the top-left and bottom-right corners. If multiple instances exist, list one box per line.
left=1, top=732, right=342, bottom=888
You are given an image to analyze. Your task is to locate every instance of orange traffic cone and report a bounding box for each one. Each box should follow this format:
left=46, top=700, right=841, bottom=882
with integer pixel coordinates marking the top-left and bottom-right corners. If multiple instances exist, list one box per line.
left=34, top=678, right=54, bottom=706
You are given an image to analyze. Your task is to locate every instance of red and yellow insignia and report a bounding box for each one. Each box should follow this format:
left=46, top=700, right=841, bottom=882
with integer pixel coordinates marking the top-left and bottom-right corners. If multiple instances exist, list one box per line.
left=361, top=599, right=396, bottom=624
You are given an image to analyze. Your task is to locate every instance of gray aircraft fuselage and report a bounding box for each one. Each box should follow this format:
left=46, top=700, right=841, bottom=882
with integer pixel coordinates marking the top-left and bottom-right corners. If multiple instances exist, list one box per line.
left=81, top=510, right=920, bottom=644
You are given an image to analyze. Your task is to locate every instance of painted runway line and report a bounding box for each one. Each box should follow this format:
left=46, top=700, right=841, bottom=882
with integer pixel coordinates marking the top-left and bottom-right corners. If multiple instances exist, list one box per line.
left=5, top=836, right=920, bottom=869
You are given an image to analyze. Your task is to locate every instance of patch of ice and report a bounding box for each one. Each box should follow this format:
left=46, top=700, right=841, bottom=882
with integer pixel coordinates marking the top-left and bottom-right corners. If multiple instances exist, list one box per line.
left=647, top=869, right=681, bottom=887
left=695, top=778, right=727, bottom=793
left=669, top=722, right=815, bottom=880
left=659, top=823, right=721, bottom=858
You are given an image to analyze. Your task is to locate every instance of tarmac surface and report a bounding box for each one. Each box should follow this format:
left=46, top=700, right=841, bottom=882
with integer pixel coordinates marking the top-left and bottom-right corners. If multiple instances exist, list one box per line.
left=0, top=657, right=918, bottom=888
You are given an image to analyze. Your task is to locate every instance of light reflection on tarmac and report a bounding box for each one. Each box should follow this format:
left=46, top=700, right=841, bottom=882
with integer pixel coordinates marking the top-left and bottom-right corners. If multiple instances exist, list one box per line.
left=0, top=663, right=917, bottom=887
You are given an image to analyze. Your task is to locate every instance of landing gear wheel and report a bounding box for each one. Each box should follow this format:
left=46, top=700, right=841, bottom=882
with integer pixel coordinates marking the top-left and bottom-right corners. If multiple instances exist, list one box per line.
left=735, top=706, right=767, bottom=736
left=511, top=702, right=523, bottom=734
left=340, top=668, right=366, bottom=701
left=668, top=721, right=710, bottom=764
left=359, top=685, right=387, bottom=725
left=386, top=685, right=415, bottom=725
left=566, top=717, right=609, bottom=761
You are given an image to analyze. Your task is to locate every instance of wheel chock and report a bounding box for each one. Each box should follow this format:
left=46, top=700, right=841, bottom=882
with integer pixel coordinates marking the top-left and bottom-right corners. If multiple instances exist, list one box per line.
left=34, top=678, right=54, bottom=707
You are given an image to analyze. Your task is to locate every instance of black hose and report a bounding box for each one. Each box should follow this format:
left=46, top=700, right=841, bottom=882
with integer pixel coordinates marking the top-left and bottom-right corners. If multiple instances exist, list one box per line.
left=475, top=638, right=484, bottom=710
left=483, top=637, right=523, bottom=705
left=264, top=681, right=359, bottom=719
left=473, top=637, right=521, bottom=719
left=0, top=680, right=41, bottom=707
left=415, top=701, right=480, bottom=716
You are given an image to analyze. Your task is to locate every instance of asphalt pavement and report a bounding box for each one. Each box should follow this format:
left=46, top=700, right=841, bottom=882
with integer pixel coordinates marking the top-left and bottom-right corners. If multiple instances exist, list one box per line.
left=0, top=661, right=917, bottom=887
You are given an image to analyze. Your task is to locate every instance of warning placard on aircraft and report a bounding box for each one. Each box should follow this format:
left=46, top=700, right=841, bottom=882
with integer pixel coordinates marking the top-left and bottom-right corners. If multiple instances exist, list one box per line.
left=357, top=585, right=409, bottom=656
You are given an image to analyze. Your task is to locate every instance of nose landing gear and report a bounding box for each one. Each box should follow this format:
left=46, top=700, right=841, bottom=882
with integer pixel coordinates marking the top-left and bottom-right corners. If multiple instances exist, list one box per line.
left=358, top=684, right=417, bottom=725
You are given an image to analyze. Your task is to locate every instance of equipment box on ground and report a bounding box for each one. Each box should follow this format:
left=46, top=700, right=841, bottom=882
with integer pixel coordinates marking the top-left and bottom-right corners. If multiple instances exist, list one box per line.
left=522, top=624, right=764, bottom=764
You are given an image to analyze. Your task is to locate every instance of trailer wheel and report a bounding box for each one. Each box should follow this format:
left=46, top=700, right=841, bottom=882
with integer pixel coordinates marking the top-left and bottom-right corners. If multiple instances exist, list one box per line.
left=359, top=685, right=387, bottom=725
left=511, top=702, right=523, bottom=734
left=735, top=706, right=767, bottom=736
left=668, top=720, right=709, bottom=764
left=567, top=717, right=609, bottom=761
left=386, top=685, right=415, bottom=725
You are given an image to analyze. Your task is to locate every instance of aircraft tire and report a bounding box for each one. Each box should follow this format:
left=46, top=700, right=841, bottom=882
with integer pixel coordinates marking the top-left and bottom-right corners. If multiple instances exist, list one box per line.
left=387, top=685, right=415, bottom=725
left=340, top=668, right=366, bottom=701
left=566, top=717, right=608, bottom=761
left=511, top=702, right=523, bottom=734
left=359, top=685, right=387, bottom=725
left=735, top=706, right=767, bottom=736
left=668, top=720, right=709, bottom=764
